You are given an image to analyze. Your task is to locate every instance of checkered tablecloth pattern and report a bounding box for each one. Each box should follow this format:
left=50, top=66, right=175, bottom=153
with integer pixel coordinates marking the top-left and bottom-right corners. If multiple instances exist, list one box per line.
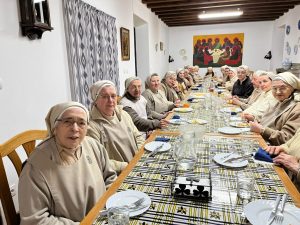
left=93, top=135, right=292, bottom=225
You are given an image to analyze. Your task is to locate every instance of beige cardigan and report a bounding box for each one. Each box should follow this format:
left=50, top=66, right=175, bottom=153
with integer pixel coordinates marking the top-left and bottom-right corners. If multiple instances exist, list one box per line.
left=88, top=105, right=144, bottom=164
left=19, top=137, right=116, bottom=225
left=243, top=89, right=278, bottom=121
left=260, top=98, right=300, bottom=145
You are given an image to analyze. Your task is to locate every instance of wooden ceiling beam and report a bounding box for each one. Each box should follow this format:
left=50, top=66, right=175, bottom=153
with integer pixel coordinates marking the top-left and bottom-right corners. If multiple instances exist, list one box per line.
left=163, top=15, right=280, bottom=22
left=167, top=18, right=276, bottom=26
left=159, top=10, right=286, bottom=20
left=153, top=3, right=298, bottom=13
left=156, top=5, right=293, bottom=16
left=147, top=0, right=300, bottom=9
left=162, top=14, right=283, bottom=22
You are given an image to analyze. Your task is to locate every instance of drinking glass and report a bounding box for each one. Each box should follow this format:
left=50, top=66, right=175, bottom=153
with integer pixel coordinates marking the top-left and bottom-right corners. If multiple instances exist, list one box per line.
left=237, top=173, right=254, bottom=201
left=108, top=206, right=129, bottom=225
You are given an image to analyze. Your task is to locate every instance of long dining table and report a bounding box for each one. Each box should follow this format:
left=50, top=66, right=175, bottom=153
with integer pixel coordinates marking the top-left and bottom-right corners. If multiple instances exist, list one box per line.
left=80, top=87, right=300, bottom=225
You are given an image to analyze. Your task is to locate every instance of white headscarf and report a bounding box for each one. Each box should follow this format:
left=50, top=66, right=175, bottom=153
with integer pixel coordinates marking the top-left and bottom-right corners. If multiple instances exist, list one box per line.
left=45, top=102, right=89, bottom=137
left=124, top=77, right=141, bottom=90
left=90, top=80, right=115, bottom=102
left=273, top=72, right=300, bottom=101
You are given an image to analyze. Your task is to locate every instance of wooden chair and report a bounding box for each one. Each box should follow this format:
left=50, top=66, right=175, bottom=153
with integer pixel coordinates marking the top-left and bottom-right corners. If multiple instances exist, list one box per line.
left=0, top=130, right=47, bottom=225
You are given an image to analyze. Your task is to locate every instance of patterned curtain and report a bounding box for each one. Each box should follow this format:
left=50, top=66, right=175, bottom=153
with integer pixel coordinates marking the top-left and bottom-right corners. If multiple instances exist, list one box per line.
left=63, top=0, right=119, bottom=107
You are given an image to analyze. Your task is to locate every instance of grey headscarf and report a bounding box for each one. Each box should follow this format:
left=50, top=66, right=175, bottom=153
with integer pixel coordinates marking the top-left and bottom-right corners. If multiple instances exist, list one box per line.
left=90, top=80, right=115, bottom=102
left=145, top=73, right=160, bottom=89
left=273, top=72, right=300, bottom=101
left=45, top=102, right=89, bottom=137
left=124, top=77, right=141, bottom=90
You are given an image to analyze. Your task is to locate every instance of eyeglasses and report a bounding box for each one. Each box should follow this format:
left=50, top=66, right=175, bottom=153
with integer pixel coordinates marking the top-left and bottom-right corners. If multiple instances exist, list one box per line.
left=99, top=94, right=117, bottom=100
left=56, top=118, right=88, bottom=128
left=272, top=86, right=290, bottom=93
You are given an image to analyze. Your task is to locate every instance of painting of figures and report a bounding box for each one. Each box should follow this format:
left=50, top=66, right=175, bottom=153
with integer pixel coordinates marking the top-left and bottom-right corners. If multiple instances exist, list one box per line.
left=193, top=33, right=244, bottom=67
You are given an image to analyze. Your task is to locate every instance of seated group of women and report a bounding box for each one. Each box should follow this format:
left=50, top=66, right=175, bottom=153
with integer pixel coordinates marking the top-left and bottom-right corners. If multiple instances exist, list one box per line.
left=18, top=68, right=201, bottom=224
left=19, top=66, right=300, bottom=224
left=225, top=68, right=300, bottom=191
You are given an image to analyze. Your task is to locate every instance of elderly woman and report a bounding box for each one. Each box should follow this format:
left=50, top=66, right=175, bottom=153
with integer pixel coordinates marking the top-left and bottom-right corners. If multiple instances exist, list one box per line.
left=204, top=67, right=215, bottom=78
left=249, top=72, right=300, bottom=145
left=120, top=77, right=168, bottom=134
left=88, top=80, right=144, bottom=172
left=176, top=68, right=188, bottom=94
left=231, top=65, right=254, bottom=98
left=265, top=127, right=300, bottom=191
left=19, top=102, right=116, bottom=225
left=225, top=67, right=238, bottom=91
left=160, top=71, right=182, bottom=103
left=242, top=72, right=278, bottom=121
left=142, top=73, right=176, bottom=119
left=232, top=70, right=263, bottom=109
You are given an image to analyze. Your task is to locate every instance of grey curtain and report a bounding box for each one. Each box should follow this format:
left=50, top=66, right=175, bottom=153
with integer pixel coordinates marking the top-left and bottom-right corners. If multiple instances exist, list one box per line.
left=63, top=0, right=119, bottom=107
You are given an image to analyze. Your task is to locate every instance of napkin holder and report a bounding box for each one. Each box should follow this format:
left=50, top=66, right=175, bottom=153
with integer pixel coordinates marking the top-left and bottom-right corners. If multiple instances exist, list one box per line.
left=171, top=172, right=212, bottom=201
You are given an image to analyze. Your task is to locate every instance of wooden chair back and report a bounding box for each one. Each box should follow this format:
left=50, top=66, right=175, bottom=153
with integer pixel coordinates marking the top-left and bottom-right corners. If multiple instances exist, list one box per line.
left=0, top=130, right=47, bottom=225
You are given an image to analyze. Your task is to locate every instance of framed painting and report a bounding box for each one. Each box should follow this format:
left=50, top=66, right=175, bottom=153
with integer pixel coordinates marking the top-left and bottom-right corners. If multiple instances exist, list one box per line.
left=193, top=33, right=244, bottom=67
left=120, top=27, right=130, bottom=60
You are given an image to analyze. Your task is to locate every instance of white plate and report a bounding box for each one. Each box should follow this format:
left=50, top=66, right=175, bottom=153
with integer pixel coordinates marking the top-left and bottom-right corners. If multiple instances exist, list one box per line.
left=220, top=107, right=242, bottom=113
left=213, top=153, right=248, bottom=168
left=169, top=119, right=186, bottom=125
left=190, top=119, right=208, bottom=125
left=218, top=86, right=226, bottom=89
left=244, top=199, right=300, bottom=225
left=218, top=127, right=243, bottom=135
left=106, top=190, right=151, bottom=217
left=230, top=116, right=242, bottom=121
left=144, top=141, right=171, bottom=152
left=174, top=108, right=193, bottom=113
left=229, top=121, right=250, bottom=128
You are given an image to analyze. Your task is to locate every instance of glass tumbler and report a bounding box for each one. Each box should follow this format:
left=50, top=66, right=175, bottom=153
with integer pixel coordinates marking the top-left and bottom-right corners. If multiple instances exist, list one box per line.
left=108, top=206, right=129, bottom=225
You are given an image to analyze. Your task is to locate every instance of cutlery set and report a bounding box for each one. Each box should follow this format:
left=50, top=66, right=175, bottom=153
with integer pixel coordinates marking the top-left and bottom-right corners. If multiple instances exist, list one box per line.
left=99, top=197, right=146, bottom=216
left=267, top=194, right=287, bottom=225
left=221, top=153, right=253, bottom=163
left=148, top=143, right=164, bottom=157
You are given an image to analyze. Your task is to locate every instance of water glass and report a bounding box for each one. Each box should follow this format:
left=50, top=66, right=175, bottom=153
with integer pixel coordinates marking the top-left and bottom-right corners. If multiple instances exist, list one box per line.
left=173, top=138, right=197, bottom=171
left=108, top=206, right=129, bottom=225
left=237, top=173, right=254, bottom=201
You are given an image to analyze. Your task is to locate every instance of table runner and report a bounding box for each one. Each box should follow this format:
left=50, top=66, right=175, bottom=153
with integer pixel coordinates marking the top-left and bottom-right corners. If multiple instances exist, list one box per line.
left=93, top=135, right=292, bottom=225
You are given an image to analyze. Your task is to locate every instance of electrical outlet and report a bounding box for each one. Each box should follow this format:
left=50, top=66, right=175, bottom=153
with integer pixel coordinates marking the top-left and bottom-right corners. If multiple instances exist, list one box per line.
left=10, top=184, right=16, bottom=197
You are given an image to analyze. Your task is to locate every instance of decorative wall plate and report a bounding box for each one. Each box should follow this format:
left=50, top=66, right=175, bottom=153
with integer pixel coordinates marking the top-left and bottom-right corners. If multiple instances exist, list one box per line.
left=182, top=55, right=188, bottom=61
left=294, top=45, right=298, bottom=55
left=179, top=49, right=186, bottom=56
left=286, top=25, right=290, bottom=35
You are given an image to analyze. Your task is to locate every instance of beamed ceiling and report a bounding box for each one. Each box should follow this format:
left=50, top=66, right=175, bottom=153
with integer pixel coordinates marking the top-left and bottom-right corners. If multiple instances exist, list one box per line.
left=141, top=0, right=300, bottom=27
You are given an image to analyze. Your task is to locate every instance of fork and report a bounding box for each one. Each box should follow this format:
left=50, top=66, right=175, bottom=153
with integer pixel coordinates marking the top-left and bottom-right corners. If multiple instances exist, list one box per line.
left=275, top=194, right=287, bottom=224
left=99, top=197, right=145, bottom=216
left=126, top=197, right=145, bottom=209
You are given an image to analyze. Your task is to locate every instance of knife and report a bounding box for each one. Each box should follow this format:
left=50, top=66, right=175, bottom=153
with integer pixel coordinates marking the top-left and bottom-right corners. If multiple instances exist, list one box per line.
left=266, top=195, right=282, bottom=225
left=99, top=204, right=149, bottom=216
left=223, top=153, right=252, bottom=163
left=148, top=143, right=164, bottom=157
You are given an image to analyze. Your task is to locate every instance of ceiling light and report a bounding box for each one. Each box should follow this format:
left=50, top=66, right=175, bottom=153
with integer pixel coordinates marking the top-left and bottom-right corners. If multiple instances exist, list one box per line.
left=198, top=11, right=243, bottom=19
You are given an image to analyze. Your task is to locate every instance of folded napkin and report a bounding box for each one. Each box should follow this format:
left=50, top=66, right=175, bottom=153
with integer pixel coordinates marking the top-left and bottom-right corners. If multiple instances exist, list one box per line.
left=254, top=147, right=273, bottom=163
left=155, top=137, right=170, bottom=142
left=191, top=87, right=199, bottom=90
left=172, top=115, right=180, bottom=119
left=231, top=112, right=238, bottom=115
left=187, top=98, right=194, bottom=102
left=197, top=84, right=202, bottom=87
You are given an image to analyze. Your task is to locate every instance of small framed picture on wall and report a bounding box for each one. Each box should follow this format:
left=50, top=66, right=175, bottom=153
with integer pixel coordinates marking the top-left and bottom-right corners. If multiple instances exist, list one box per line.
left=120, top=27, right=130, bottom=60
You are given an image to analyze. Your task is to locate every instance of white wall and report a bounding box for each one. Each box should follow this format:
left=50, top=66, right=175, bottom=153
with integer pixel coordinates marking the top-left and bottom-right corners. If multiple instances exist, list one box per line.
left=133, top=0, right=169, bottom=78
left=275, top=5, right=300, bottom=63
left=0, top=0, right=70, bottom=142
left=0, top=0, right=168, bottom=222
left=135, top=24, right=150, bottom=85
left=168, top=21, right=274, bottom=75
